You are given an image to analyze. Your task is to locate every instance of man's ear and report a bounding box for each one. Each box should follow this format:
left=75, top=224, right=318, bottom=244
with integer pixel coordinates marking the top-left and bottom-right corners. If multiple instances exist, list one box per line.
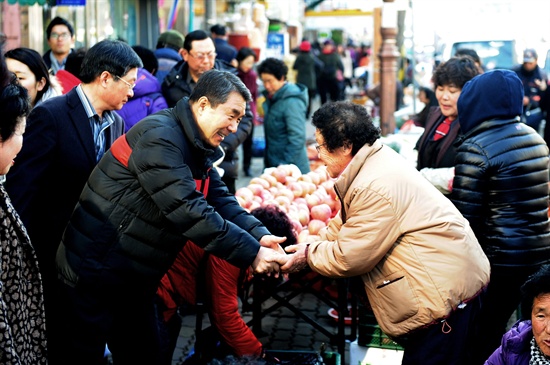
left=197, top=96, right=210, bottom=112
left=100, top=71, right=112, bottom=87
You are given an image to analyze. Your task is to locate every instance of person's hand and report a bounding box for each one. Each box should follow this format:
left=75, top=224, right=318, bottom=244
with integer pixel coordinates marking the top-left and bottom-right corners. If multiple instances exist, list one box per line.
left=259, top=235, right=287, bottom=255
left=535, top=79, right=547, bottom=92
left=251, top=246, right=287, bottom=277
left=271, top=243, right=310, bottom=274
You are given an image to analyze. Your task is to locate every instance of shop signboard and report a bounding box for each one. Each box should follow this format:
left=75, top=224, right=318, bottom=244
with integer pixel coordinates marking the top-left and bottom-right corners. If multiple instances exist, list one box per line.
left=265, top=32, right=288, bottom=60
left=56, top=0, right=86, bottom=5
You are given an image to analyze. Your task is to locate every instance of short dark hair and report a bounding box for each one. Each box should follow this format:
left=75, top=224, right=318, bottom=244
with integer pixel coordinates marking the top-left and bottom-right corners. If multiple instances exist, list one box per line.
left=46, top=16, right=74, bottom=38
left=183, top=30, right=210, bottom=53
left=189, top=69, right=251, bottom=107
left=0, top=74, right=30, bottom=141
left=65, top=47, right=87, bottom=78
left=210, top=24, right=227, bottom=36
left=432, top=56, right=481, bottom=89
left=0, top=51, right=10, bottom=89
left=236, top=47, right=257, bottom=63
left=132, top=45, right=159, bottom=76
left=5, top=47, right=51, bottom=103
left=251, top=205, right=297, bottom=247
left=79, top=40, right=143, bottom=84
left=520, top=265, right=550, bottom=320
left=454, top=48, right=481, bottom=64
left=257, top=58, right=288, bottom=81
left=311, top=101, right=381, bottom=156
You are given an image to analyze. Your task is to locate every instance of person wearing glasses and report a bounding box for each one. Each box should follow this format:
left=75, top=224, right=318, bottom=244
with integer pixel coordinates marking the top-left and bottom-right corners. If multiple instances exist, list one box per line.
left=273, top=101, right=490, bottom=365
left=5, top=39, right=142, bottom=364
left=42, top=16, right=75, bottom=75
left=162, top=29, right=253, bottom=194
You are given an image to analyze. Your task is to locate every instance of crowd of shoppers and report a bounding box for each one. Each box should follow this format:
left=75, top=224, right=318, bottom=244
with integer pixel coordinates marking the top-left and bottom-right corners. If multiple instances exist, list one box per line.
left=1, top=13, right=550, bottom=365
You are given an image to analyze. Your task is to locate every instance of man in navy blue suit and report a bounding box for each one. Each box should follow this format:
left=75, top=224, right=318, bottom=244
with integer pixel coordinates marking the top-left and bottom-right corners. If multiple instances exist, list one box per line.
left=5, top=39, right=142, bottom=364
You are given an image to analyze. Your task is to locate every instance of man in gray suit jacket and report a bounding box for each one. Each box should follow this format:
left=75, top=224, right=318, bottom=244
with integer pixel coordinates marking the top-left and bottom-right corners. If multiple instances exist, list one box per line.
left=5, top=39, right=142, bottom=364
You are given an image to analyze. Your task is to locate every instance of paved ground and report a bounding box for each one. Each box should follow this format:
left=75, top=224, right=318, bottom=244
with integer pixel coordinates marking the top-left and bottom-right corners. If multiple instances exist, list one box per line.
left=171, top=288, right=354, bottom=365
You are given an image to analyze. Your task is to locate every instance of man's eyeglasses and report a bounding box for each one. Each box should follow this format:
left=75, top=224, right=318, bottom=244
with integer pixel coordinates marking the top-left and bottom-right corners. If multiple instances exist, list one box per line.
left=114, top=75, right=136, bottom=90
left=188, top=51, right=217, bottom=61
left=315, top=143, right=327, bottom=153
left=50, top=32, right=71, bottom=40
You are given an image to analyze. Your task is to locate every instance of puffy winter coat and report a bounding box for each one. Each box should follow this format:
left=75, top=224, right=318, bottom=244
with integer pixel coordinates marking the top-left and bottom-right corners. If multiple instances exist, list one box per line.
left=308, top=140, right=490, bottom=338
left=261, top=82, right=310, bottom=174
left=116, top=68, right=168, bottom=131
left=452, top=70, right=550, bottom=273
left=157, top=242, right=262, bottom=357
left=56, top=97, right=268, bottom=294
left=293, top=52, right=320, bottom=91
left=154, top=47, right=182, bottom=84
left=162, top=60, right=253, bottom=180
left=485, top=320, right=532, bottom=365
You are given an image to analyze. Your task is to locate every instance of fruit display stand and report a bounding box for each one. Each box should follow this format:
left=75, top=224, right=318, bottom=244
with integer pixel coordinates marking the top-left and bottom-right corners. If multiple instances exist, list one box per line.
left=248, top=268, right=356, bottom=365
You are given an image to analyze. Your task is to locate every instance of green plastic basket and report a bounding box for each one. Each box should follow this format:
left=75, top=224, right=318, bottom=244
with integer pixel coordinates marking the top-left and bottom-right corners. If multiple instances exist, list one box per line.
left=358, top=312, right=404, bottom=351
left=264, top=350, right=341, bottom=365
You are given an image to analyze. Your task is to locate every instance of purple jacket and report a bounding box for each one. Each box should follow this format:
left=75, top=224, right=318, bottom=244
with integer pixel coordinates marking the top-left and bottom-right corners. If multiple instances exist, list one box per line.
left=485, top=320, right=532, bottom=365
left=116, top=68, right=168, bottom=131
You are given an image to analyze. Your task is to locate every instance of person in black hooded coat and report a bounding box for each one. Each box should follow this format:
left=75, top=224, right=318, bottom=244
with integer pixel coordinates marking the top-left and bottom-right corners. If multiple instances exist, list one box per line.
left=451, top=69, right=550, bottom=364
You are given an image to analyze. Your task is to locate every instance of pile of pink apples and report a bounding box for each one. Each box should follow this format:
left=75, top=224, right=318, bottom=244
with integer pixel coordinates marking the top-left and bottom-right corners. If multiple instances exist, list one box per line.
left=235, top=164, right=341, bottom=243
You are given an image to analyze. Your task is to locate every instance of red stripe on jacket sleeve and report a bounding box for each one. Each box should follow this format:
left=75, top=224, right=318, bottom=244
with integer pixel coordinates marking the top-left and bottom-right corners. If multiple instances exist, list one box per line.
left=110, top=135, right=131, bottom=167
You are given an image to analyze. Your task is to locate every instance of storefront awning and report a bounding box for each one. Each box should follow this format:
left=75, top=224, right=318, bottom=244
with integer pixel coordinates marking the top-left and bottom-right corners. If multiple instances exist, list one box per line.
left=0, top=0, right=49, bottom=5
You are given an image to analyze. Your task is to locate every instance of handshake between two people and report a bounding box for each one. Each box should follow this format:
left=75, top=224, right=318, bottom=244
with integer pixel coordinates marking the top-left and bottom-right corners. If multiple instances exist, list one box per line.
left=251, top=234, right=311, bottom=276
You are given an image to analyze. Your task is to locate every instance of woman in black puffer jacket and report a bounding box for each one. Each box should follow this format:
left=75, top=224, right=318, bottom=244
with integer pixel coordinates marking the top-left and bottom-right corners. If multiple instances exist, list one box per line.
left=451, top=69, right=550, bottom=364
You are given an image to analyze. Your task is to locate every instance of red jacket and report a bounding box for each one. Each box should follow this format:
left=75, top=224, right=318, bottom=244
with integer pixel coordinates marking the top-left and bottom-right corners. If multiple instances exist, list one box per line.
left=157, top=241, right=262, bottom=357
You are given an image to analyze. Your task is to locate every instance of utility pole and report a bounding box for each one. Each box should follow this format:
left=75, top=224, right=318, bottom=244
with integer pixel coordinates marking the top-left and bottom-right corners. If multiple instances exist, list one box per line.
left=379, top=0, right=400, bottom=136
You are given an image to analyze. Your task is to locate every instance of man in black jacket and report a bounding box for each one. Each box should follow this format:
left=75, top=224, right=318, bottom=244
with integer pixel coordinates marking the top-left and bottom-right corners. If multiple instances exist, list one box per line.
left=55, top=70, right=286, bottom=365
left=162, top=29, right=251, bottom=193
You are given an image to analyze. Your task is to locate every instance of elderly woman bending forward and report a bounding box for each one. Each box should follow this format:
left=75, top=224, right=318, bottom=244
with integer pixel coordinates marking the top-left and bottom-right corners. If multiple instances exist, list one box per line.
left=273, top=101, right=490, bottom=365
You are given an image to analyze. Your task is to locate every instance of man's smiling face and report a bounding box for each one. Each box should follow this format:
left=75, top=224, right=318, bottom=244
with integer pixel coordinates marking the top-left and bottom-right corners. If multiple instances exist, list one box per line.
left=195, top=92, right=246, bottom=148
